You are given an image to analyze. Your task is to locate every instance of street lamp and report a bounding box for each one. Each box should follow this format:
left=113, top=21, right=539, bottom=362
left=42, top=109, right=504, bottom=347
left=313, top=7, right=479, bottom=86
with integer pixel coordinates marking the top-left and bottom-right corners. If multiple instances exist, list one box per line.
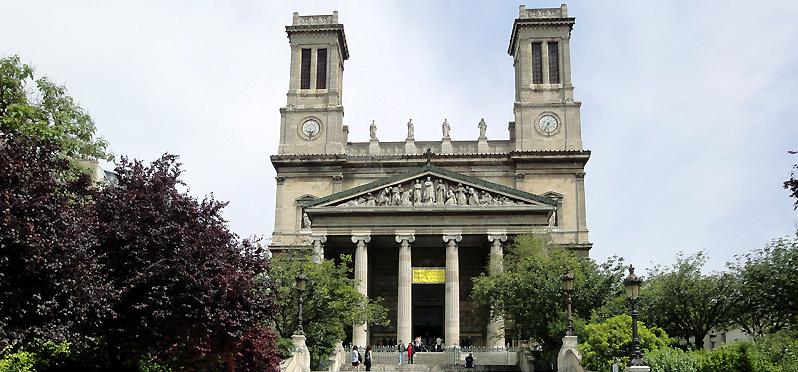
left=623, top=264, right=646, bottom=367
left=561, top=271, right=575, bottom=336
left=295, top=271, right=308, bottom=335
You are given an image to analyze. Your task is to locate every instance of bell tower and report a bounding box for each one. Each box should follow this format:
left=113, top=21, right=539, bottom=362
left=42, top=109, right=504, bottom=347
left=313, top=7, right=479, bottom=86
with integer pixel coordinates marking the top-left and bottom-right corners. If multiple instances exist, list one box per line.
left=509, top=4, right=583, bottom=151
left=279, top=12, right=349, bottom=154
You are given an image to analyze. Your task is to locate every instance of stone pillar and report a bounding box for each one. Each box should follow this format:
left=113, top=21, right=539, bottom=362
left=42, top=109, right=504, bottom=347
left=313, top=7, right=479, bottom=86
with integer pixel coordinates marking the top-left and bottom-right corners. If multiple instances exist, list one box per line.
left=487, top=234, right=507, bottom=348
left=541, top=41, right=550, bottom=84
left=352, top=235, right=371, bottom=347
left=395, top=234, right=415, bottom=345
left=443, top=234, right=462, bottom=346
left=310, top=235, right=326, bottom=264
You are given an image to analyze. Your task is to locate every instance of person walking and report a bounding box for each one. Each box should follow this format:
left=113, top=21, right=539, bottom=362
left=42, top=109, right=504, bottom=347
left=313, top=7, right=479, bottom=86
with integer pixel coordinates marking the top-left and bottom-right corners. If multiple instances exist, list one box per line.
left=397, top=340, right=404, bottom=365
left=351, top=345, right=361, bottom=371
left=407, top=342, right=414, bottom=364
left=364, top=345, right=373, bottom=371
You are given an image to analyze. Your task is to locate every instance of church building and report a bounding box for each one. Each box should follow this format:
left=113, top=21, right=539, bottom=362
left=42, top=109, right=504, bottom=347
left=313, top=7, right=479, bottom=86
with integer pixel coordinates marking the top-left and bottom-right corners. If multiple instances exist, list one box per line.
left=269, top=5, right=591, bottom=348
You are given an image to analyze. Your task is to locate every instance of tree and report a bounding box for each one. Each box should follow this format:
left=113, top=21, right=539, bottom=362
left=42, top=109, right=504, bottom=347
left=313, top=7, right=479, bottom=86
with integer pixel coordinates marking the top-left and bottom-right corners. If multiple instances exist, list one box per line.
left=580, top=314, right=671, bottom=371
left=0, top=132, right=112, bottom=352
left=642, top=251, right=737, bottom=349
left=270, top=253, right=388, bottom=368
left=0, top=55, right=110, bottom=162
left=727, top=234, right=798, bottom=337
left=786, top=151, right=798, bottom=210
left=471, top=235, right=626, bottom=360
left=91, top=155, right=280, bottom=370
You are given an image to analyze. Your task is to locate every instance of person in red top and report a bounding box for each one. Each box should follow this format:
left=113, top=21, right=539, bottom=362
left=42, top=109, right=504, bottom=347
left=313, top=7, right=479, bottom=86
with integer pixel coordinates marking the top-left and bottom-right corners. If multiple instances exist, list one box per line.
left=407, top=342, right=414, bottom=364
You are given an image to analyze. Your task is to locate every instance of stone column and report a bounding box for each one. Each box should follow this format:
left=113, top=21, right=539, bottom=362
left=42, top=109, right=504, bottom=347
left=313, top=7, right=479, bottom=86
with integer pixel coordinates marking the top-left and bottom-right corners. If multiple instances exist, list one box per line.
left=395, top=234, right=415, bottom=345
left=541, top=41, right=550, bottom=84
left=487, top=234, right=507, bottom=348
left=352, top=235, right=371, bottom=347
left=310, top=235, right=326, bottom=264
left=443, top=234, right=462, bottom=346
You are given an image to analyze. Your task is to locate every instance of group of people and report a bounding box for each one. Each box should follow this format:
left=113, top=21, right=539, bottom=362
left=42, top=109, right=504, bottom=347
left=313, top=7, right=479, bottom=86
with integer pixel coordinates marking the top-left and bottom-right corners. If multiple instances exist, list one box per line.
left=350, top=345, right=373, bottom=371
left=349, top=337, right=475, bottom=369
left=396, top=336, right=446, bottom=365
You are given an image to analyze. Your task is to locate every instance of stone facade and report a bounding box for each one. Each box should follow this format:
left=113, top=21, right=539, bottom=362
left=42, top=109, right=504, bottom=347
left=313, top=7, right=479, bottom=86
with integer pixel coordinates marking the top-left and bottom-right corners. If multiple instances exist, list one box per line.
left=269, top=5, right=591, bottom=347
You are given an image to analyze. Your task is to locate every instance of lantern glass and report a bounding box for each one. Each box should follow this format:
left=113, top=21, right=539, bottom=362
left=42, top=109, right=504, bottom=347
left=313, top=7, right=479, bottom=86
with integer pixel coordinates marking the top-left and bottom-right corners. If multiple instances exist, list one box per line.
left=562, top=273, right=575, bottom=291
left=623, top=265, right=641, bottom=300
left=295, top=273, right=307, bottom=291
left=624, top=281, right=639, bottom=300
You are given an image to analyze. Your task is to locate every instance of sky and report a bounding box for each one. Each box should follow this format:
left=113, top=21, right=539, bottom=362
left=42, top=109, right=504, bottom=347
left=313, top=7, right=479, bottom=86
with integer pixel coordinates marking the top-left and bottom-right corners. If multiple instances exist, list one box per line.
left=2, top=1, right=796, bottom=274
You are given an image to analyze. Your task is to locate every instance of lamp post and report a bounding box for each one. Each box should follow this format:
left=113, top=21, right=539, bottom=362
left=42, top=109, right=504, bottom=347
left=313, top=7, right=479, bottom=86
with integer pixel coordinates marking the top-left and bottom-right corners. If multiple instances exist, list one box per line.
left=561, top=271, right=575, bottom=336
left=623, top=264, right=646, bottom=367
left=295, top=270, right=308, bottom=335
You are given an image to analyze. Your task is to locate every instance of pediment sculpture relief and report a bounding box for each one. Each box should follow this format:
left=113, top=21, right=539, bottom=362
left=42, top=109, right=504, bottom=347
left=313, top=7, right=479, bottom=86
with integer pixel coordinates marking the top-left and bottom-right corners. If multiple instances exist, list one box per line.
left=335, top=176, right=528, bottom=207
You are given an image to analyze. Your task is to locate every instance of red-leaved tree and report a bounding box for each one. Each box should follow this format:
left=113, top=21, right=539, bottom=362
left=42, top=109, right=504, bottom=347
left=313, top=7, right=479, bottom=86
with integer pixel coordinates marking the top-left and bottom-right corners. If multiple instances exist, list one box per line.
left=93, top=155, right=280, bottom=371
left=0, top=132, right=113, bottom=350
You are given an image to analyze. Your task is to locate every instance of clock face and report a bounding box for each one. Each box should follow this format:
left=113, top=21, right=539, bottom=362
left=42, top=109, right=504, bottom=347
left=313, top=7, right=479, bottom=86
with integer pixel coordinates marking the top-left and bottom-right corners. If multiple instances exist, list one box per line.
left=538, top=115, right=559, bottom=136
left=301, top=119, right=320, bottom=139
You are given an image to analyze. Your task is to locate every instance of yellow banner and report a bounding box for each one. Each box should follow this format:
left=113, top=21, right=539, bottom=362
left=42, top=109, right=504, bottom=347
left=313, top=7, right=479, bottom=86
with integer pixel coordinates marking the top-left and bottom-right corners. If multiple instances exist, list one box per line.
left=412, top=268, right=445, bottom=284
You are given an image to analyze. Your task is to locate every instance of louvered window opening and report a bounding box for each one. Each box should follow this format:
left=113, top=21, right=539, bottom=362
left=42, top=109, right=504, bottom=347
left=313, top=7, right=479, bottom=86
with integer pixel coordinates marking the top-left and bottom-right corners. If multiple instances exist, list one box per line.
left=531, top=42, right=543, bottom=84
left=300, top=48, right=311, bottom=89
left=548, top=41, right=560, bottom=84
left=316, top=49, right=327, bottom=89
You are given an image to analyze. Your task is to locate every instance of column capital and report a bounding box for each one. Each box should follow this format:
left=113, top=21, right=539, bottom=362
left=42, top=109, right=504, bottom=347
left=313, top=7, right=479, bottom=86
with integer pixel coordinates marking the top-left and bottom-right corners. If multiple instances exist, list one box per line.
left=395, top=234, right=415, bottom=244
left=487, top=234, right=508, bottom=243
left=351, top=235, right=371, bottom=244
left=310, top=235, right=327, bottom=244
left=275, top=176, right=286, bottom=185
left=442, top=234, right=462, bottom=244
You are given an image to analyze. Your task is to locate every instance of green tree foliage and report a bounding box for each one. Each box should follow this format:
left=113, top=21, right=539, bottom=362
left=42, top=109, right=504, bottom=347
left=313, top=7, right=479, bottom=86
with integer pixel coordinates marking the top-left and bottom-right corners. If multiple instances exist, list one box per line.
left=471, top=235, right=626, bottom=359
left=91, top=155, right=281, bottom=371
left=0, top=341, right=70, bottom=372
left=270, top=254, right=389, bottom=368
left=579, top=314, right=670, bottom=371
left=0, top=55, right=110, bottom=162
left=0, top=133, right=112, bottom=351
left=642, top=251, right=737, bottom=349
left=754, top=327, right=798, bottom=372
left=786, top=151, right=798, bottom=210
left=646, top=347, right=700, bottom=372
left=727, top=233, right=798, bottom=337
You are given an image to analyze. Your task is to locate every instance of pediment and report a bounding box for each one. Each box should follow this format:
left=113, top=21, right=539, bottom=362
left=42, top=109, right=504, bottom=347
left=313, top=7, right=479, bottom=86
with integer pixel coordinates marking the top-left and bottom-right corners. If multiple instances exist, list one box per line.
left=303, top=165, right=557, bottom=210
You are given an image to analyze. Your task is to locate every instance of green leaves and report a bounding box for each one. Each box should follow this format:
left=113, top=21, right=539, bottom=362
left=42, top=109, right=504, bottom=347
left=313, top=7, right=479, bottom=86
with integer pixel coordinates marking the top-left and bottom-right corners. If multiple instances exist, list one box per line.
left=0, top=55, right=111, bottom=162
left=579, top=314, right=671, bottom=371
left=471, top=234, right=626, bottom=358
left=270, top=254, right=389, bottom=367
left=641, top=251, right=738, bottom=349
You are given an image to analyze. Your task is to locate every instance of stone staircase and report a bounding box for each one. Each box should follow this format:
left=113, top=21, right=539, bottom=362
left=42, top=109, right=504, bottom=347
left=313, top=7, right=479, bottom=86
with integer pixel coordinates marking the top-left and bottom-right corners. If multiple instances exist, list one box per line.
left=336, top=364, right=520, bottom=372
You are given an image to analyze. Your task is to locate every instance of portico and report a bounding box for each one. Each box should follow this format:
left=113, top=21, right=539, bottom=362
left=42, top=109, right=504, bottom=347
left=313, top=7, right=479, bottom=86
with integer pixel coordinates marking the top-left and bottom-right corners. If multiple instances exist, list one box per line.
left=300, top=165, right=557, bottom=347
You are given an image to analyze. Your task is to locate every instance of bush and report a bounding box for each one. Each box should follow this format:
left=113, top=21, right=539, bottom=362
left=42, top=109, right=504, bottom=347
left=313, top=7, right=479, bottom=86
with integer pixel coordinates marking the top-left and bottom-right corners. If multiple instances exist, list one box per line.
left=0, top=341, right=70, bottom=372
left=646, top=347, right=699, bottom=372
left=754, top=327, right=798, bottom=372
left=580, top=314, right=671, bottom=371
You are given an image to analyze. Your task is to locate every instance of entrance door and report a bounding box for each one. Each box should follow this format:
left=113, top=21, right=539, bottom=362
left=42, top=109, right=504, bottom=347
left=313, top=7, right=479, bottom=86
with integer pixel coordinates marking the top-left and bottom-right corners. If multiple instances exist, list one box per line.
left=412, top=304, right=443, bottom=349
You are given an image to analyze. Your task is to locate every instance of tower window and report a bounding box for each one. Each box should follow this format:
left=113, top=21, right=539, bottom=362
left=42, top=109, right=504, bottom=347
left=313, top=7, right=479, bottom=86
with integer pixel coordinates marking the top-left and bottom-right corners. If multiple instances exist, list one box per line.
left=531, top=42, right=543, bottom=84
left=548, top=41, right=560, bottom=84
left=300, top=48, right=311, bottom=89
left=316, top=48, right=327, bottom=89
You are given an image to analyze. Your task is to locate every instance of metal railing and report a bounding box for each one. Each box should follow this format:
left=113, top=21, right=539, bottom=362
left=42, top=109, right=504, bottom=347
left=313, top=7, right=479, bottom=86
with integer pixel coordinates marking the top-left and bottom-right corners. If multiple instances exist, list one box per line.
left=344, top=344, right=518, bottom=367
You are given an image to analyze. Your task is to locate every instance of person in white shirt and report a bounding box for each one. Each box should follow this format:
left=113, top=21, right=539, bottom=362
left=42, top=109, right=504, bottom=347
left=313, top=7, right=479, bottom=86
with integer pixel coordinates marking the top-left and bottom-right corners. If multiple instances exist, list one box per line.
left=351, top=346, right=361, bottom=371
